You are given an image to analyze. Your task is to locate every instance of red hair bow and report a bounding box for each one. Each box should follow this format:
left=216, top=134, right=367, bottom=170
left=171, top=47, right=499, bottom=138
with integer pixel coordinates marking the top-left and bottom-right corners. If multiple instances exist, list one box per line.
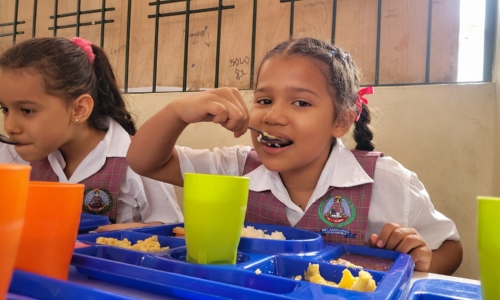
left=71, top=37, right=95, bottom=63
left=355, top=86, right=374, bottom=122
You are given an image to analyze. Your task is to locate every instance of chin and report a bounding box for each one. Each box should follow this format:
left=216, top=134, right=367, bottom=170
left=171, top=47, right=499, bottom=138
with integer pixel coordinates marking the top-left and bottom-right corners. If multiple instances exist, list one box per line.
left=17, top=152, right=45, bottom=163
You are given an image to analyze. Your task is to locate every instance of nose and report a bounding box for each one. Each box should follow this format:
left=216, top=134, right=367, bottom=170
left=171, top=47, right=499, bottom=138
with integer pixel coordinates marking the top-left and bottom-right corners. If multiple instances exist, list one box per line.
left=262, top=102, right=288, bottom=126
left=3, top=114, right=22, bottom=137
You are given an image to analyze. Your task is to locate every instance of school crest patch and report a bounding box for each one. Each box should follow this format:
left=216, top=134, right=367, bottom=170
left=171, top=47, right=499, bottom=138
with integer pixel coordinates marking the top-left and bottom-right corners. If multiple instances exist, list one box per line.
left=318, top=195, right=357, bottom=238
left=82, top=188, right=114, bottom=214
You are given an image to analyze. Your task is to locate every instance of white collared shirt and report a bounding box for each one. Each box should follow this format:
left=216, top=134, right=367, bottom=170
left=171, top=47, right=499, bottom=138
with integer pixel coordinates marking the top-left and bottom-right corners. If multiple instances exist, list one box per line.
left=2, top=119, right=183, bottom=224
left=176, top=140, right=459, bottom=249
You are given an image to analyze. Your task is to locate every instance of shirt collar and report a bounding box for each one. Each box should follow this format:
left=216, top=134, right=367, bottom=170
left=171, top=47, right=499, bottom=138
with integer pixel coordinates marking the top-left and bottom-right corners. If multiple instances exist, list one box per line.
left=47, top=118, right=130, bottom=182
left=246, top=139, right=374, bottom=194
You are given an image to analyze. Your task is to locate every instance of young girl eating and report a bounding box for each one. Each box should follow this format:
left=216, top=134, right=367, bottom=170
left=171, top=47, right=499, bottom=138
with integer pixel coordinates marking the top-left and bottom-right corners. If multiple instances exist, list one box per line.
left=127, top=37, right=462, bottom=274
left=0, top=37, right=183, bottom=231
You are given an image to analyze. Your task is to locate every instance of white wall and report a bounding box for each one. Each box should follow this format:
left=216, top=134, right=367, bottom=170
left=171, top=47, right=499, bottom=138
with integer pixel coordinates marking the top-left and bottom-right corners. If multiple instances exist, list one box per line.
left=125, top=83, right=497, bottom=280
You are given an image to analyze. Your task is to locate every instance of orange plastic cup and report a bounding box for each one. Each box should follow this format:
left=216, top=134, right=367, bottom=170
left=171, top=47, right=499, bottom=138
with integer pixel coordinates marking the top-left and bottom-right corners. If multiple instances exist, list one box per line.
left=14, top=181, right=84, bottom=280
left=0, top=164, right=31, bottom=299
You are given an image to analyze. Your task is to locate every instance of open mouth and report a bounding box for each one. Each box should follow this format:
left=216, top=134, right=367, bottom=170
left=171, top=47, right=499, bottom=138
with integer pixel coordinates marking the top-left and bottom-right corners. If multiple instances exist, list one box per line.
left=258, top=133, right=293, bottom=148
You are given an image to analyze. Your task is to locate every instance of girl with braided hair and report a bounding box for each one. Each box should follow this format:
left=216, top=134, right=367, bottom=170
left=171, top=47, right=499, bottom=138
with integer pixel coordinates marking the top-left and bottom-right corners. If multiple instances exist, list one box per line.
left=127, top=37, right=461, bottom=274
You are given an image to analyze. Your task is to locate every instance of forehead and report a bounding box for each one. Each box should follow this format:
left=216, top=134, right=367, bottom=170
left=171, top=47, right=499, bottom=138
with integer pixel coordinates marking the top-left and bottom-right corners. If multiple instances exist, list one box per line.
left=0, top=68, right=47, bottom=102
left=257, top=55, right=330, bottom=89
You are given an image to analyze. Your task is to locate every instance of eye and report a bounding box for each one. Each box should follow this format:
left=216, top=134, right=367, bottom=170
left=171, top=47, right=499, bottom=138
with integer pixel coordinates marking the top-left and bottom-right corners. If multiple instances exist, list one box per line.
left=0, top=106, right=8, bottom=114
left=292, top=100, right=311, bottom=107
left=21, top=108, right=34, bottom=115
left=256, top=98, right=272, bottom=105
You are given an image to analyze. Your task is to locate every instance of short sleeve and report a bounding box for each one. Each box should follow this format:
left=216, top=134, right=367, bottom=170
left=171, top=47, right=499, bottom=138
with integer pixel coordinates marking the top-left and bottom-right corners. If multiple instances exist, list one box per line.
left=367, top=156, right=460, bottom=250
left=115, top=167, right=183, bottom=224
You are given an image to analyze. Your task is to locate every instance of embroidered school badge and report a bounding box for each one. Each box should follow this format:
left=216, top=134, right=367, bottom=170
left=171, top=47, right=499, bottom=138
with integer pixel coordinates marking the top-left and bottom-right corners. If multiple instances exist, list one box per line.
left=318, top=195, right=357, bottom=238
left=82, top=188, right=113, bottom=214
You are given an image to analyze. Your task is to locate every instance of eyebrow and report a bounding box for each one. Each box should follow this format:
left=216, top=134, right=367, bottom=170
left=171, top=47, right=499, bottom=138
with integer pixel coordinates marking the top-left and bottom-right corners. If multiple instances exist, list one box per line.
left=255, top=86, right=320, bottom=97
left=11, top=100, right=40, bottom=106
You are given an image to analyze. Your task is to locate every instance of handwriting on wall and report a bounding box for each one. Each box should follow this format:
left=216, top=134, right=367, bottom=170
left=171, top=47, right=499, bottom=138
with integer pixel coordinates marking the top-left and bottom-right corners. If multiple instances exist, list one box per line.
left=188, top=26, right=210, bottom=46
left=110, top=44, right=126, bottom=56
left=229, top=56, right=250, bottom=80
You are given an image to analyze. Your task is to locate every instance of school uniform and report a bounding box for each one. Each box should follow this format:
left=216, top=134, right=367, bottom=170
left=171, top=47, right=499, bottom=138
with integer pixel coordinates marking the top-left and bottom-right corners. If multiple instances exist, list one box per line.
left=5, top=118, right=183, bottom=224
left=0, top=143, right=26, bottom=164
left=175, top=140, right=459, bottom=249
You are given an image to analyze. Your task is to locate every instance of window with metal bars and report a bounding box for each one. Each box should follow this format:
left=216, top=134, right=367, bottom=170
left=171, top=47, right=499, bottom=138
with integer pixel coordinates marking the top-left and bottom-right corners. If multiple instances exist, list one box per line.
left=0, top=0, right=495, bottom=93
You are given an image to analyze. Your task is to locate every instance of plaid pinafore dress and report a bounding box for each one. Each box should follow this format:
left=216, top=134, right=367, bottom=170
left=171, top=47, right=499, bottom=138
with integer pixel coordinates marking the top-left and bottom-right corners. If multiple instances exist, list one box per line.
left=243, top=150, right=383, bottom=245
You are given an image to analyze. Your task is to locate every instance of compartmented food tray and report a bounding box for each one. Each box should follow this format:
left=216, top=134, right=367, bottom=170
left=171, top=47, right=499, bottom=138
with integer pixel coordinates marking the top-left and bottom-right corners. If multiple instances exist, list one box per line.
left=79, top=213, right=111, bottom=233
left=405, top=279, right=482, bottom=299
left=8, top=269, right=135, bottom=300
left=73, top=222, right=414, bottom=299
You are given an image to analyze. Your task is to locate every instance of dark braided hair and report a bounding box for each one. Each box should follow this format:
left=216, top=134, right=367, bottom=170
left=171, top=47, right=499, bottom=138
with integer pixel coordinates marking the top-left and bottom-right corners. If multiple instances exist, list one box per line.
left=255, top=37, right=374, bottom=151
left=0, top=37, right=136, bottom=135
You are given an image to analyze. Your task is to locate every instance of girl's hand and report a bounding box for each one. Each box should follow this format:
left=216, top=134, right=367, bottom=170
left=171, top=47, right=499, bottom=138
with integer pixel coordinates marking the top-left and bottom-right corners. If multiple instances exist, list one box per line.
left=368, top=222, right=432, bottom=272
left=171, top=87, right=249, bottom=138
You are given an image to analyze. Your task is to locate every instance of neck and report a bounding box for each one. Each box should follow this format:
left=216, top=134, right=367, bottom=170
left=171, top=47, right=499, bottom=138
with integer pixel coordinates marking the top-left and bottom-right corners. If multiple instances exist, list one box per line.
left=59, top=125, right=107, bottom=179
left=280, top=155, right=329, bottom=211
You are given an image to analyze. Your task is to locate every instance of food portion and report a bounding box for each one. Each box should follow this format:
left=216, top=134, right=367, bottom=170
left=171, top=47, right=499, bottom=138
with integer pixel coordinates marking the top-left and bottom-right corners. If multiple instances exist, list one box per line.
left=259, top=132, right=292, bottom=148
left=241, top=226, right=286, bottom=240
left=299, top=263, right=376, bottom=292
left=173, top=225, right=286, bottom=240
left=331, top=253, right=393, bottom=271
left=330, top=258, right=363, bottom=269
left=96, top=235, right=170, bottom=252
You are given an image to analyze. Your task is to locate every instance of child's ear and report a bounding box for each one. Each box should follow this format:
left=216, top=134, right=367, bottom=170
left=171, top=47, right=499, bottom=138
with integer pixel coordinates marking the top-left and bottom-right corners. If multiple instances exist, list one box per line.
left=331, top=110, right=355, bottom=138
left=71, top=94, right=94, bottom=123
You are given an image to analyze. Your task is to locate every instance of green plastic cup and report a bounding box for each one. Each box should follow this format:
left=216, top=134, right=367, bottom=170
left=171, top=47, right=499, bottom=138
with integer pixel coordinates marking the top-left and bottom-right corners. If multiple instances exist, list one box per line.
left=183, top=173, right=250, bottom=264
left=478, top=196, right=500, bottom=299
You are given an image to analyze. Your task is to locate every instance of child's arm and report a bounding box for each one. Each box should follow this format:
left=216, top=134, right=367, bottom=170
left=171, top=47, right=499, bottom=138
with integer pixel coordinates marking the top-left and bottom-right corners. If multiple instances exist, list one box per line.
left=94, top=222, right=163, bottom=232
left=127, top=88, right=249, bottom=186
left=368, top=222, right=463, bottom=275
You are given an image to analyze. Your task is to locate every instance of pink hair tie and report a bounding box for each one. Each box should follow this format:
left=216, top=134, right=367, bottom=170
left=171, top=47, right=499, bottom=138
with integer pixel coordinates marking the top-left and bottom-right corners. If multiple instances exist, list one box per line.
left=70, top=37, right=95, bottom=63
left=355, top=86, right=374, bottom=122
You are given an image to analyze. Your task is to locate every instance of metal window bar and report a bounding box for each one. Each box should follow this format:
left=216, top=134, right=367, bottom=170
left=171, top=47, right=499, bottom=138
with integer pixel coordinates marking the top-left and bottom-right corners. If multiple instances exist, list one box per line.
left=0, top=0, right=25, bottom=42
left=484, top=0, right=497, bottom=82
left=124, top=0, right=132, bottom=92
left=331, top=0, right=337, bottom=45
left=48, top=4, right=115, bottom=37
left=32, top=0, right=38, bottom=37
left=249, top=0, right=258, bottom=88
left=76, top=0, right=81, bottom=37
left=374, top=0, right=382, bottom=86
left=279, top=0, right=494, bottom=86
left=147, top=0, right=234, bottom=92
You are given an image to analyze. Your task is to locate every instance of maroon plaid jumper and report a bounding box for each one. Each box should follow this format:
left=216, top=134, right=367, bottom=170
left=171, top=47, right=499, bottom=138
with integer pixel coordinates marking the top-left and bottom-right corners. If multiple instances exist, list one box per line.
left=30, top=157, right=128, bottom=222
left=243, top=149, right=382, bottom=245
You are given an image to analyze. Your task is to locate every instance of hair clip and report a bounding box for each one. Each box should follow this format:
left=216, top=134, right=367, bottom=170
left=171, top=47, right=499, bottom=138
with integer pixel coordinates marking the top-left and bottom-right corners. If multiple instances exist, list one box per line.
left=330, top=50, right=336, bottom=58
left=70, top=37, right=95, bottom=63
left=355, top=86, right=374, bottom=122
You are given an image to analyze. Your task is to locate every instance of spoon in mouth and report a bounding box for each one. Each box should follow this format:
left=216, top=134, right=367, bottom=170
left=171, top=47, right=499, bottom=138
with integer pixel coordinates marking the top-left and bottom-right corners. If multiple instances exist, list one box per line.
left=248, top=126, right=278, bottom=139
left=248, top=127, right=287, bottom=142
left=0, top=134, right=19, bottom=145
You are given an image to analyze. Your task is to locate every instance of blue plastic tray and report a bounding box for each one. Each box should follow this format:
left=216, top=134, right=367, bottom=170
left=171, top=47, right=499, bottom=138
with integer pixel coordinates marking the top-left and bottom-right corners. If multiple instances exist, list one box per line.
left=73, top=223, right=414, bottom=299
left=405, top=279, right=482, bottom=299
left=79, top=213, right=111, bottom=233
left=131, top=222, right=325, bottom=254
left=8, top=269, right=136, bottom=300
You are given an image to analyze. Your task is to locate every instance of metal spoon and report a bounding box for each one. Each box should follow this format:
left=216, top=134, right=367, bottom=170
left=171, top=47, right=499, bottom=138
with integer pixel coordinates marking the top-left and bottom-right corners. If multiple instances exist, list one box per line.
left=248, top=127, right=284, bottom=141
left=0, top=134, right=19, bottom=145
